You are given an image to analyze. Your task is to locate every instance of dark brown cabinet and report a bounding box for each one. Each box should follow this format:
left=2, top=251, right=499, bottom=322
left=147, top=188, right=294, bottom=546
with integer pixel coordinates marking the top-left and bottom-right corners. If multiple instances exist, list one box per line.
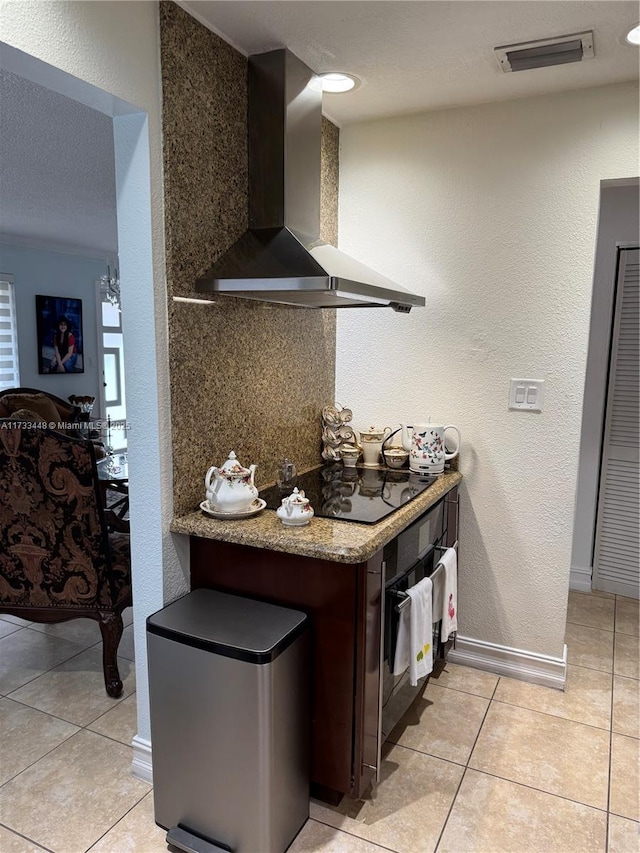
left=189, top=484, right=458, bottom=801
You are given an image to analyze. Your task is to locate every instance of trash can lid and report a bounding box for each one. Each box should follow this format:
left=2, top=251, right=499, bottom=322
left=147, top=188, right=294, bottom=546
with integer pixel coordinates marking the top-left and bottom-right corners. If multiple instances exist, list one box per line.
left=146, top=589, right=308, bottom=664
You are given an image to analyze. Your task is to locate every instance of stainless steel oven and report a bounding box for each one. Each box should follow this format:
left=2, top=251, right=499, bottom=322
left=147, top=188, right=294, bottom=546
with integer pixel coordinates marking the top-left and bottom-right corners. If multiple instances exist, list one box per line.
left=380, top=497, right=452, bottom=741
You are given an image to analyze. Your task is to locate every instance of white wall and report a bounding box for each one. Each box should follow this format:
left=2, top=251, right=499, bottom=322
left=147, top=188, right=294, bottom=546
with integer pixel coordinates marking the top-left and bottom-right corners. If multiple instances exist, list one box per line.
left=337, top=82, right=639, bottom=661
left=0, top=241, right=104, bottom=398
left=0, top=0, right=181, bottom=757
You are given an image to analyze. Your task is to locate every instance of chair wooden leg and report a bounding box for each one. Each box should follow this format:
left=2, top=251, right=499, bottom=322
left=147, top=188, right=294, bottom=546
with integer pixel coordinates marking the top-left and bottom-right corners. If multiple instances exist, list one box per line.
left=99, top=611, right=124, bottom=697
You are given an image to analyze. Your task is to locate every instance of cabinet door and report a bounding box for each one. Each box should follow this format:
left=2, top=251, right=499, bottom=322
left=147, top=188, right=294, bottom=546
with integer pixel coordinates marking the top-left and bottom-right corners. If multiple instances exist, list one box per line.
left=190, top=538, right=358, bottom=795
left=352, top=549, right=384, bottom=798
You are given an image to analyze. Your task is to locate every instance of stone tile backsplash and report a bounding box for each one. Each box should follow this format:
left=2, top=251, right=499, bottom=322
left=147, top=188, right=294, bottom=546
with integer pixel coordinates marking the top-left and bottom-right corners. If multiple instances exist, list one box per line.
left=160, top=3, right=339, bottom=514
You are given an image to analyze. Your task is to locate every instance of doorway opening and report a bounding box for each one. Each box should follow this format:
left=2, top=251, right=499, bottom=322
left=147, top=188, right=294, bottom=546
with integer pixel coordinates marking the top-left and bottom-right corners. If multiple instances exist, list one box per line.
left=0, top=38, right=166, bottom=772
left=96, top=278, right=127, bottom=453
left=570, top=179, right=639, bottom=597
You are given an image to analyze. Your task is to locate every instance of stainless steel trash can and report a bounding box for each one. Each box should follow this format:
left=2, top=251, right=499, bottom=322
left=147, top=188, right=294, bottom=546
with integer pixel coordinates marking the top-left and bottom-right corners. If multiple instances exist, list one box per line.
left=147, top=588, right=309, bottom=853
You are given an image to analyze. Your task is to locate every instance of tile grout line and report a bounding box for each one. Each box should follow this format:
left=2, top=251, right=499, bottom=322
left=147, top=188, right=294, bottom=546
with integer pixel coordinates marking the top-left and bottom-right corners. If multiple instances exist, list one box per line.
left=0, top=639, right=106, bottom=695
left=604, top=596, right=619, bottom=853
left=3, top=686, right=133, bottom=730
left=0, top=726, right=80, bottom=789
left=0, top=718, right=139, bottom=792
left=0, top=639, right=105, bottom=791
left=433, top=672, right=501, bottom=852
left=456, top=766, right=612, bottom=815
left=1, top=681, right=137, bottom=789
left=83, top=788, right=153, bottom=853
left=303, top=817, right=400, bottom=853
left=489, top=695, right=613, bottom=734
left=566, top=618, right=615, bottom=634
left=0, top=820, right=53, bottom=853
left=385, top=674, right=617, bottom=816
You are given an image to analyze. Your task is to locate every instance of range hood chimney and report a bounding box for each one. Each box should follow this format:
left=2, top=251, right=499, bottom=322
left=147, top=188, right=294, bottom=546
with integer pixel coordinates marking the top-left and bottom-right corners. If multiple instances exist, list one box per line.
left=196, top=49, right=425, bottom=312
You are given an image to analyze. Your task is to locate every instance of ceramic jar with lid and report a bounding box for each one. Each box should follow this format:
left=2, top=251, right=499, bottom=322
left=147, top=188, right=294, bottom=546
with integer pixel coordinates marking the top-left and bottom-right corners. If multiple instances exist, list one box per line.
left=359, top=425, right=392, bottom=467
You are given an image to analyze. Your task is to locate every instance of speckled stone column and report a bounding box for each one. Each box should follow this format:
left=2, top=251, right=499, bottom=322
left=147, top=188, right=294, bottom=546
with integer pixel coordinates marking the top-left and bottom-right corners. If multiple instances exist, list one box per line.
left=160, top=2, right=339, bottom=514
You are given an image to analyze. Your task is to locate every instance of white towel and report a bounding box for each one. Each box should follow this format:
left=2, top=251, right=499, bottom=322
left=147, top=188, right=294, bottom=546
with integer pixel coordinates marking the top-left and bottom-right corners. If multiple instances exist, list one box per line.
left=438, top=547, right=458, bottom=642
left=392, top=577, right=434, bottom=686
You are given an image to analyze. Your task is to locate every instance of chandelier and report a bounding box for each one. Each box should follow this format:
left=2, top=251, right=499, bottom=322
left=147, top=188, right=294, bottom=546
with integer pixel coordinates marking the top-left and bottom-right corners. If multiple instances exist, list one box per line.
left=101, top=264, right=121, bottom=308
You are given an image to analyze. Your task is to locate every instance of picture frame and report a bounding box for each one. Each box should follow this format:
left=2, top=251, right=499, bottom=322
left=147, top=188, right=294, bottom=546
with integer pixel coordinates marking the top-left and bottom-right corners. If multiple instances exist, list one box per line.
left=36, top=295, right=84, bottom=375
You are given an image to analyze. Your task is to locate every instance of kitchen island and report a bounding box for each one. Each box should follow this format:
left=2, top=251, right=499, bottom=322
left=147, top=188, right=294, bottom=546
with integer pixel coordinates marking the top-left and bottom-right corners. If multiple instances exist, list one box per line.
left=170, top=469, right=461, bottom=802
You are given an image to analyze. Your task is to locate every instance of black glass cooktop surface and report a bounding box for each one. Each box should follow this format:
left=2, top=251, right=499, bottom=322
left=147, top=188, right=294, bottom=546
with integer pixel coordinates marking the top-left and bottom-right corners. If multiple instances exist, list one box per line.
left=260, top=464, right=438, bottom=524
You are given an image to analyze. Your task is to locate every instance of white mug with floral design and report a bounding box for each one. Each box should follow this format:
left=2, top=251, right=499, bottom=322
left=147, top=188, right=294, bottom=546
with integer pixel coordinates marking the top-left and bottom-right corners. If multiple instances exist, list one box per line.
left=401, top=422, right=460, bottom=474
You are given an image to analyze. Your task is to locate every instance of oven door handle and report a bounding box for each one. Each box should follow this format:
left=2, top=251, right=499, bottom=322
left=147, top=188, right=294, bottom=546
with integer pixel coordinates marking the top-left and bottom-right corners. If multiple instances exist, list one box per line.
left=375, top=559, right=386, bottom=782
left=392, top=541, right=458, bottom=612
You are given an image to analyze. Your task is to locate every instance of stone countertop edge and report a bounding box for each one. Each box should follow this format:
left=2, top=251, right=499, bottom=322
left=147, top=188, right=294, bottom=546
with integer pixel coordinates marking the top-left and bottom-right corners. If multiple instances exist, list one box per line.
left=170, top=471, right=462, bottom=564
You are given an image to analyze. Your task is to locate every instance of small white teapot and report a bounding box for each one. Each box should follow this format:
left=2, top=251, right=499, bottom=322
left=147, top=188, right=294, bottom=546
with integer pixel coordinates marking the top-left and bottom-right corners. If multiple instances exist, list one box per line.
left=276, top=487, right=314, bottom=527
left=205, top=450, right=258, bottom=513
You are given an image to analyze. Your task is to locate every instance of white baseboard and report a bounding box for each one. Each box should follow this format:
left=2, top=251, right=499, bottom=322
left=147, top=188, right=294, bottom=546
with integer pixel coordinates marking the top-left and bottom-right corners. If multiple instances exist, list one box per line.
left=131, top=734, right=153, bottom=784
left=570, top=565, right=592, bottom=593
left=448, top=636, right=567, bottom=691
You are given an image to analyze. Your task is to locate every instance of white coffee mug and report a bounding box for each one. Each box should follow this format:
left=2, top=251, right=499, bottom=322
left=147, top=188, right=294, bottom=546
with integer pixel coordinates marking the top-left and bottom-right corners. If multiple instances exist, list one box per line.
left=408, top=423, right=460, bottom=474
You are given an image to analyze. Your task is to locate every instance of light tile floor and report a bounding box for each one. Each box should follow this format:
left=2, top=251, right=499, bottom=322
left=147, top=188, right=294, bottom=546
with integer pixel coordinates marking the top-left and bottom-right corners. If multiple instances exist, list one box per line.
left=0, top=592, right=637, bottom=852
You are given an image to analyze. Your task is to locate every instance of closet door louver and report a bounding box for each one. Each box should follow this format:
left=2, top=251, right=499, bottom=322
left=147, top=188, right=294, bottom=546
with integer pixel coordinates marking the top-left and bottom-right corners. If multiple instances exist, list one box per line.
left=592, top=247, right=639, bottom=598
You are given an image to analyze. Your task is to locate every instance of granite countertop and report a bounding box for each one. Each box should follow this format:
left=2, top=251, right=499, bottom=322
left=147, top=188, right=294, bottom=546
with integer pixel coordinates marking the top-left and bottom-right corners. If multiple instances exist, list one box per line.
left=170, top=470, right=462, bottom=564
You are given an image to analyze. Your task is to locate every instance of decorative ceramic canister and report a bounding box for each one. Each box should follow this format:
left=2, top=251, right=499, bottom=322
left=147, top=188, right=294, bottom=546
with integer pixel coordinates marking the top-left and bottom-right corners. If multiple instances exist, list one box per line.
left=276, top=487, right=314, bottom=527
left=401, top=423, right=460, bottom=474
left=205, top=450, right=259, bottom=512
left=359, top=425, right=392, bottom=467
left=383, top=447, right=409, bottom=469
left=340, top=445, right=361, bottom=468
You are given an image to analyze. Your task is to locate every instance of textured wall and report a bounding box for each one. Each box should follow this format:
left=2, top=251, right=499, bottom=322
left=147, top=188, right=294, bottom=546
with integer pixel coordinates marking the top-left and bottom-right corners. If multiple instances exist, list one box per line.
left=336, top=82, right=639, bottom=658
left=0, top=0, right=176, bottom=747
left=160, top=2, right=338, bottom=516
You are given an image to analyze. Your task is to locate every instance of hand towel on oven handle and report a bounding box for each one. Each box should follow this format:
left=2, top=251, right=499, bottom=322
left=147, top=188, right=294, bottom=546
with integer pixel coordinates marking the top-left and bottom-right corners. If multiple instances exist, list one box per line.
left=392, top=577, right=433, bottom=686
left=437, top=547, right=458, bottom=642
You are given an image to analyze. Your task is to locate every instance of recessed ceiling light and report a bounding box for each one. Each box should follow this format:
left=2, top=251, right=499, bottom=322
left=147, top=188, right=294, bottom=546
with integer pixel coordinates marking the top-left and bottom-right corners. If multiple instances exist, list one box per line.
left=319, top=72, right=361, bottom=93
left=626, top=24, right=640, bottom=45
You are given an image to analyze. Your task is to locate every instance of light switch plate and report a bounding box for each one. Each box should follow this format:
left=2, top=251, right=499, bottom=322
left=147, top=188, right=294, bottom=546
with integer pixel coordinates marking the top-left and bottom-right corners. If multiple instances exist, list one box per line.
left=509, top=379, right=545, bottom=412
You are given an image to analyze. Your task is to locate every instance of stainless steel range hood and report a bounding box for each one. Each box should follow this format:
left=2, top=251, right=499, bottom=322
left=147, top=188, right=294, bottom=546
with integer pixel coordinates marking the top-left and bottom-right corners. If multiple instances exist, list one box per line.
left=196, top=49, right=425, bottom=312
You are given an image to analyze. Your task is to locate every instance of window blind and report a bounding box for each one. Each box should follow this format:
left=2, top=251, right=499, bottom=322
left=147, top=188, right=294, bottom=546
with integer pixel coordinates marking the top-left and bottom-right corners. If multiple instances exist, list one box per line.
left=0, top=275, right=20, bottom=390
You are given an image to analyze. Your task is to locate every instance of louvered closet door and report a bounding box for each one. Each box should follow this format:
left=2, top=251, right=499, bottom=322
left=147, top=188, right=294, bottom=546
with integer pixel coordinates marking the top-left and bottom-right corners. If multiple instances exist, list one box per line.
left=593, top=247, right=639, bottom=598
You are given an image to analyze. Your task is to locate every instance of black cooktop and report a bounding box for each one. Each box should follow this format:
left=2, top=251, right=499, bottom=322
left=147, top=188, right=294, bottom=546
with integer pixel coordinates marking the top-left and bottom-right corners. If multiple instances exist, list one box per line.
left=260, top=464, right=438, bottom=524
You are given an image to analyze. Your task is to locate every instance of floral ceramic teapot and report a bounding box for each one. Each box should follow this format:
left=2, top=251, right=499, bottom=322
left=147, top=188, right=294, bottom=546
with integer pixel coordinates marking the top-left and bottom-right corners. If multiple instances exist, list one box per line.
left=276, top=487, right=314, bottom=527
left=205, top=450, right=258, bottom=513
left=401, top=422, right=460, bottom=475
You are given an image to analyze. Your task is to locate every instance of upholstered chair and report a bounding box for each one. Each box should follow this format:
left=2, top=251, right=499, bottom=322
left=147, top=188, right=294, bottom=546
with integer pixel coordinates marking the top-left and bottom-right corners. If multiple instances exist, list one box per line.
left=0, top=386, right=77, bottom=425
left=0, top=421, right=132, bottom=697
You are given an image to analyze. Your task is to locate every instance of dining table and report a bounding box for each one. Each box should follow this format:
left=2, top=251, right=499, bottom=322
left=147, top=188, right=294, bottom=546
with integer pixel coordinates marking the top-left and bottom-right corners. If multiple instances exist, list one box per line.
left=97, top=454, right=129, bottom=522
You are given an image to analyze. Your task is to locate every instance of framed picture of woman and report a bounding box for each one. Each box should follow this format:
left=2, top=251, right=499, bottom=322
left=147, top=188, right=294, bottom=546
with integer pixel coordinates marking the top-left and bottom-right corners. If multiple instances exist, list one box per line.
left=36, top=295, right=84, bottom=374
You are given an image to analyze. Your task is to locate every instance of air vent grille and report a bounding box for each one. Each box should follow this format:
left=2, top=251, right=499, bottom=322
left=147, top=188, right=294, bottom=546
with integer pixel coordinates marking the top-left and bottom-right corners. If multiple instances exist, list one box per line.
left=495, top=31, right=594, bottom=73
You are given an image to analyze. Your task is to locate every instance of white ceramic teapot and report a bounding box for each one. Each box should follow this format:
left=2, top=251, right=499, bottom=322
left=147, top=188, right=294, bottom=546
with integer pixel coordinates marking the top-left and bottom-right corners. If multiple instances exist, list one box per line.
left=401, top=422, right=460, bottom=474
left=276, top=487, right=314, bottom=527
left=205, top=450, right=258, bottom=513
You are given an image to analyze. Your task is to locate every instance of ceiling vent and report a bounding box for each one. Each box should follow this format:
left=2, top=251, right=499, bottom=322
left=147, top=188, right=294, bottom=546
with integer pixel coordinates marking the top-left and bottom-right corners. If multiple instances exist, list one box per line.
left=495, top=31, right=594, bottom=73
